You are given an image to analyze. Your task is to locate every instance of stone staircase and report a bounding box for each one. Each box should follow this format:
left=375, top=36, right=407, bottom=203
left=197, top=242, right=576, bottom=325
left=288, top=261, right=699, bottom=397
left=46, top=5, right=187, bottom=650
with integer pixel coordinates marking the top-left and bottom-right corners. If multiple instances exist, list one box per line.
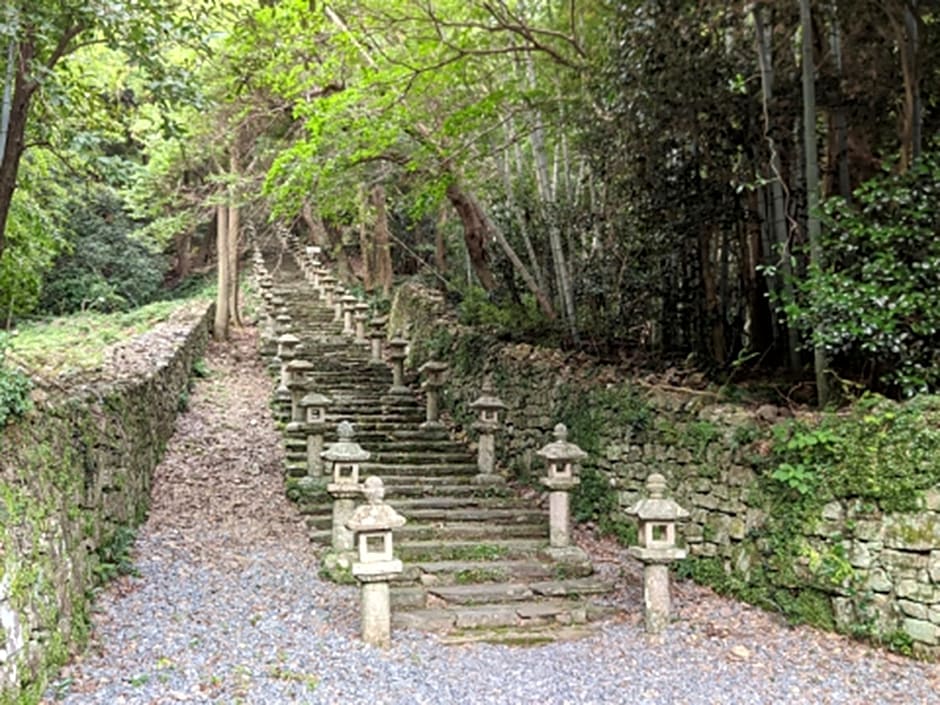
left=258, top=241, right=616, bottom=644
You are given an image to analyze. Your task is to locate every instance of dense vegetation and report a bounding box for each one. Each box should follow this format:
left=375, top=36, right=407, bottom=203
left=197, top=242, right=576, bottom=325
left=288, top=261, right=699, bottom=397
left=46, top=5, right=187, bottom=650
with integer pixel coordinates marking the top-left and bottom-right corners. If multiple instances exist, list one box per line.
left=0, top=0, right=937, bottom=402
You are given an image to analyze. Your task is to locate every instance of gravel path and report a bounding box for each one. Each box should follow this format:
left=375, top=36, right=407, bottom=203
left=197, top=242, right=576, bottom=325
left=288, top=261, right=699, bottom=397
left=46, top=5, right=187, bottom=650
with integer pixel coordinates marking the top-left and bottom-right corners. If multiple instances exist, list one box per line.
left=43, top=329, right=940, bottom=705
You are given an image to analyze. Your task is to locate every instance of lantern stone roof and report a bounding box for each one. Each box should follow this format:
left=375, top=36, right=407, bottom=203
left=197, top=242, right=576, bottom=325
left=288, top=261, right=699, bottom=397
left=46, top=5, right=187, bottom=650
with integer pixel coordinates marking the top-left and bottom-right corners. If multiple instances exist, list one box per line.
left=419, top=360, right=449, bottom=375
left=537, top=424, right=587, bottom=462
left=625, top=474, right=689, bottom=521
left=286, top=359, right=314, bottom=371
left=346, top=477, right=406, bottom=532
left=340, top=292, right=358, bottom=303
left=470, top=381, right=507, bottom=411
left=300, top=392, right=332, bottom=408
left=321, top=421, right=371, bottom=462
left=277, top=333, right=300, bottom=345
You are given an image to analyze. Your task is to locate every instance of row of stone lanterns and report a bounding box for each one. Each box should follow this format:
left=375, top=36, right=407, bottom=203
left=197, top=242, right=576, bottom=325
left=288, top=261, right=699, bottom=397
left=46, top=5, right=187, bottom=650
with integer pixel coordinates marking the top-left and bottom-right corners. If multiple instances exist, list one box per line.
left=262, top=241, right=692, bottom=638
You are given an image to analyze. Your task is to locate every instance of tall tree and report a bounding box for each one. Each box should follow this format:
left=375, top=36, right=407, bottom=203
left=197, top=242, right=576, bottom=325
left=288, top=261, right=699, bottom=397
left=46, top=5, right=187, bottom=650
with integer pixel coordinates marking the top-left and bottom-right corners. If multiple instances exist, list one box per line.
left=800, top=0, right=831, bottom=405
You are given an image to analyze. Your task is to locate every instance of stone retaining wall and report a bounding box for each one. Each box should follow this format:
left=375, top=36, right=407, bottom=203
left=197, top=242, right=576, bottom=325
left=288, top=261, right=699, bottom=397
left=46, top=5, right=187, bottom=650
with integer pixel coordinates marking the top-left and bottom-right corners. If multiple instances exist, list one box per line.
left=392, top=282, right=940, bottom=658
left=0, top=302, right=212, bottom=702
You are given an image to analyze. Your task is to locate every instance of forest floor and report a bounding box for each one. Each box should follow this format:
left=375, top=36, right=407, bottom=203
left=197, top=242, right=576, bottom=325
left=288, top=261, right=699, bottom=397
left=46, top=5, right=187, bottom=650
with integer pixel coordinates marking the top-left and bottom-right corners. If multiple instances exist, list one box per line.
left=41, top=326, right=940, bottom=705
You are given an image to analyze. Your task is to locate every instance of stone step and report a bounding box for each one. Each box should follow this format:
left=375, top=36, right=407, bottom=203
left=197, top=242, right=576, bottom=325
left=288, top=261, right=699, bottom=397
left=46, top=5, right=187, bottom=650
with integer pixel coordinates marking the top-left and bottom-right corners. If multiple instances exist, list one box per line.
left=361, top=463, right=479, bottom=476
left=402, top=507, right=544, bottom=523
left=392, top=599, right=592, bottom=632
left=404, top=559, right=559, bottom=583
left=370, top=452, right=476, bottom=465
left=438, top=624, right=598, bottom=646
left=394, top=521, right=546, bottom=542
left=396, top=539, right=545, bottom=562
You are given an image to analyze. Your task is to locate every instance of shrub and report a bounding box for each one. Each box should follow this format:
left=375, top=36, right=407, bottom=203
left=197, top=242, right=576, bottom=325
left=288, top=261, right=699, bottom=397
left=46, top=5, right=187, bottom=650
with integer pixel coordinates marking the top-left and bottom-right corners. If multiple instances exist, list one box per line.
left=38, top=188, right=165, bottom=315
left=0, top=333, right=32, bottom=427
left=786, top=149, right=940, bottom=396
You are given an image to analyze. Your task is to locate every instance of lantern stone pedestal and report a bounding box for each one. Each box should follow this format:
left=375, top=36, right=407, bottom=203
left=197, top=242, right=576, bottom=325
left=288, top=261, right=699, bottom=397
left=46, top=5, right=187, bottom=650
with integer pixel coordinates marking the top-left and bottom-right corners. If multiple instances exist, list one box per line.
left=538, top=423, right=590, bottom=565
left=347, top=477, right=406, bottom=648
left=419, top=361, right=448, bottom=429
left=368, top=317, right=386, bottom=365
left=470, top=381, right=507, bottom=484
left=626, top=473, right=689, bottom=634
left=538, top=424, right=587, bottom=545
left=286, top=359, right=314, bottom=422
left=322, top=276, right=336, bottom=307
left=353, top=303, right=370, bottom=344
left=386, top=335, right=410, bottom=396
left=298, top=392, right=332, bottom=477
left=341, top=294, right=358, bottom=335
left=323, top=422, right=370, bottom=556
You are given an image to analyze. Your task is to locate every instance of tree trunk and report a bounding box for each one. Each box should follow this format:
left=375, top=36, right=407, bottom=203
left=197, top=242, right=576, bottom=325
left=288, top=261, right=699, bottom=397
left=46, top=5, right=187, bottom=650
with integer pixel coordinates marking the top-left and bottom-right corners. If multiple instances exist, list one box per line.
left=525, top=52, right=578, bottom=341
left=227, top=203, right=241, bottom=327
left=357, top=184, right=374, bottom=291
left=434, top=207, right=448, bottom=277
left=827, top=3, right=851, bottom=198
left=754, top=5, right=801, bottom=370
left=213, top=202, right=230, bottom=340
left=176, top=229, right=193, bottom=280
left=445, top=181, right=498, bottom=291
left=371, top=184, right=393, bottom=297
left=0, top=40, right=36, bottom=259
left=801, top=0, right=831, bottom=405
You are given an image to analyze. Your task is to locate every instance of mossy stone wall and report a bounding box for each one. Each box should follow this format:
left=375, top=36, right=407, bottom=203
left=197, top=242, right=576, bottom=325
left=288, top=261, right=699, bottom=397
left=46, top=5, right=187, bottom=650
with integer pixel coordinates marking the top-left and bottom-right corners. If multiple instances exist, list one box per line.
left=393, top=284, right=940, bottom=659
left=0, top=303, right=212, bottom=703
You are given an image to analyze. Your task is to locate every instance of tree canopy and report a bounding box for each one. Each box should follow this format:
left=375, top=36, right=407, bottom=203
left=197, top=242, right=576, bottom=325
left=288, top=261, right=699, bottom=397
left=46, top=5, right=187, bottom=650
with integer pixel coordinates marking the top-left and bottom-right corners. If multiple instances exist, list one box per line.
left=1, top=0, right=937, bottom=399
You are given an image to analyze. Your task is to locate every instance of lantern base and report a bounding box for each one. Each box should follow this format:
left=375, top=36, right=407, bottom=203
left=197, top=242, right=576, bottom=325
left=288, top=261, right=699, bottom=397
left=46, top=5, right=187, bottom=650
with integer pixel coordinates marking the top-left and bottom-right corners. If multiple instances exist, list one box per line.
left=472, top=473, right=505, bottom=485
left=352, top=559, right=403, bottom=581
left=387, top=385, right=411, bottom=396
left=541, top=545, right=590, bottom=566
left=628, top=546, right=687, bottom=564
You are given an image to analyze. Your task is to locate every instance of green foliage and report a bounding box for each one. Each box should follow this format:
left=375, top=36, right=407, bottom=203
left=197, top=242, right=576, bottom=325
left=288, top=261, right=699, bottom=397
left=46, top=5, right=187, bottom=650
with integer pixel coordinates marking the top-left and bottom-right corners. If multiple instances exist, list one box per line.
left=94, top=526, right=138, bottom=582
left=558, top=383, right=650, bottom=455
left=0, top=333, right=32, bottom=427
left=770, top=394, right=940, bottom=512
left=571, top=466, right=636, bottom=546
left=38, top=189, right=166, bottom=316
left=11, top=297, right=199, bottom=379
left=786, top=150, right=940, bottom=397
left=456, top=287, right=556, bottom=341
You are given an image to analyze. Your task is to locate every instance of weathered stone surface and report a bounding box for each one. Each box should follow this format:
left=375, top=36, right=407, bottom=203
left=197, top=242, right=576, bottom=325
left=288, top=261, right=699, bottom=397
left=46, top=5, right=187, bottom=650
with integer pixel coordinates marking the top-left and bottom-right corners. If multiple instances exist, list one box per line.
left=884, top=514, right=939, bottom=551
left=903, top=618, right=938, bottom=645
left=896, top=579, right=938, bottom=604
left=881, top=549, right=929, bottom=571
left=930, top=551, right=940, bottom=583
left=429, top=583, right=532, bottom=605
left=898, top=599, right=928, bottom=620
left=849, top=519, right=884, bottom=542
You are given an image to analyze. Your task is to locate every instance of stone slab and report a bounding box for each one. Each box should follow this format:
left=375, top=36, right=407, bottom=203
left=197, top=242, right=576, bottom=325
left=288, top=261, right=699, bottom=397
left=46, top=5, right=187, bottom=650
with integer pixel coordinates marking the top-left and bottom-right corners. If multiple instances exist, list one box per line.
left=429, top=583, right=533, bottom=605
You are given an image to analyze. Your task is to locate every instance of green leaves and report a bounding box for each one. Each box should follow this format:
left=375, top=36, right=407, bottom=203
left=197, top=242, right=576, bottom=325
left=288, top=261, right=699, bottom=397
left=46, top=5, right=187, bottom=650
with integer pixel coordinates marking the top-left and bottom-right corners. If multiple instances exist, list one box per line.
left=786, top=147, right=940, bottom=396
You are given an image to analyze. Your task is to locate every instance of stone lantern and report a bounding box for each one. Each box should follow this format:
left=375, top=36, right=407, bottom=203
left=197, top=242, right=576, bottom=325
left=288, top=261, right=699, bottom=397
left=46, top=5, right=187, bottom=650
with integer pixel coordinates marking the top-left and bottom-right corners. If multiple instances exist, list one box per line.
left=470, top=380, right=507, bottom=484
left=286, top=359, right=314, bottom=422
left=274, top=312, right=292, bottom=336
left=333, top=288, right=347, bottom=322
left=346, top=476, right=406, bottom=648
left=321, top=275, right=337, bottom=307
left=419, top=361, right=449, bottom=429
left=368, top=317, right=387, bottom=365
left=386, top=334, right=410, bottom=395
left=299, top=392, right=332, bottom=477
left=341, top=293, right=359, bottom=335
left=322, top=421, right=370, bottom=552
left=353, top=302, right=370, bottom=343
left=538, top=423, right=587, bottom=552
left=625, top=473, right=690, bottom=634
left=273, top=332, right=300, bottom=381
